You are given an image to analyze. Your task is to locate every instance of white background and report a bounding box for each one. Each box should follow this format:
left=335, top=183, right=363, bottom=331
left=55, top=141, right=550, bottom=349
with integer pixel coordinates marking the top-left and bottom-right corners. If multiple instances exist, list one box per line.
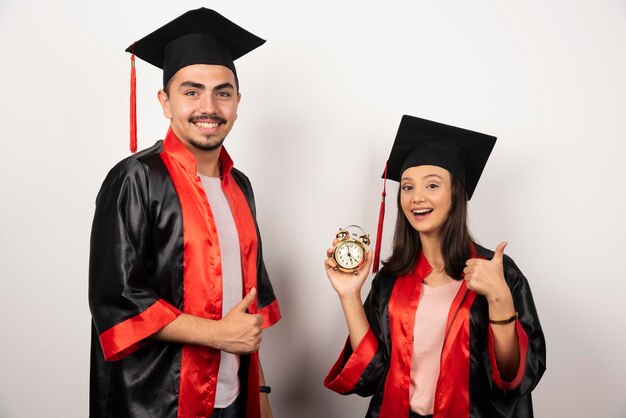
left=1, top=1, right=625, bottom=417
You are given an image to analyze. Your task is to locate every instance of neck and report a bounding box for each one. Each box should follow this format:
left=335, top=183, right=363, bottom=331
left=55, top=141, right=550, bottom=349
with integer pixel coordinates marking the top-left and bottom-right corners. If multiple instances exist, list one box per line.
left=191, top=146, right=222, bottom=177
left=419, top=232, right=445, bottom=272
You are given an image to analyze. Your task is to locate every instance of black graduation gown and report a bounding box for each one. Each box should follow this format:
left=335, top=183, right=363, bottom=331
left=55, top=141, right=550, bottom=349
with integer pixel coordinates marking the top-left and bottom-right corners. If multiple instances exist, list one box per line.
left=89, top=129, right=280, bottom=418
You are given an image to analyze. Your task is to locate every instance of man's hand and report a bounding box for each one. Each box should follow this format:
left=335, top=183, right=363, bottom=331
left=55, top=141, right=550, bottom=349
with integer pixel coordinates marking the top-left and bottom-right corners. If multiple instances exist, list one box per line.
left=151, top=288, right=264, bottom=353
left=215, top=288, right=264, bottom=354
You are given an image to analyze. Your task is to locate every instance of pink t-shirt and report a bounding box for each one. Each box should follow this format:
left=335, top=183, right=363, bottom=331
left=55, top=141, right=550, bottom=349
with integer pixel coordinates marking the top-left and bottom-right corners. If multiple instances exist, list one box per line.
left=409, top=279, right=463, bottom=415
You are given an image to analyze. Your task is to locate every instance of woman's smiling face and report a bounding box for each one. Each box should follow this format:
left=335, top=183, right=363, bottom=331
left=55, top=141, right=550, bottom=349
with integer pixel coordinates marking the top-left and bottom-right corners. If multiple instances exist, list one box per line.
left=400, top=165, right=453, bottom=238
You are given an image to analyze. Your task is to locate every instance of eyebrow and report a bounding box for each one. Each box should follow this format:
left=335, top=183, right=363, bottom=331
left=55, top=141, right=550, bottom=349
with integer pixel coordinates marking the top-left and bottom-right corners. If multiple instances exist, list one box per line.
left=400, top=173, right=444, bottom=182
left=423, top=174, right=444, bottom=180
left=213, top=82, right=235, bottom=91
left=179, top=81, right=206, bottom=90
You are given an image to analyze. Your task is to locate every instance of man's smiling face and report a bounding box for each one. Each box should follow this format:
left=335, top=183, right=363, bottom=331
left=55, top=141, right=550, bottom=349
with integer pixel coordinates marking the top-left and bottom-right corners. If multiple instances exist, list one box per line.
left=158, top=64, right=241, bottom=152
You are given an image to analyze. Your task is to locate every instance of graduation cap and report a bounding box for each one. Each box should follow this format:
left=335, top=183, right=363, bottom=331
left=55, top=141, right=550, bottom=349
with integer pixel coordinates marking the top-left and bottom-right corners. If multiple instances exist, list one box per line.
left=125, top=8, right=266, bottom=153
left=372, top=115, right=497, bottom=272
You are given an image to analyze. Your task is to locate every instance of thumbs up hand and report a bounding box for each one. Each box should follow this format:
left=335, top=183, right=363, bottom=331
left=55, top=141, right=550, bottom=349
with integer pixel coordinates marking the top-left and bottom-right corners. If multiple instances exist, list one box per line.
left=216, top=287, right=264, bottom=354
left=463, top=242, right=512, bottom=302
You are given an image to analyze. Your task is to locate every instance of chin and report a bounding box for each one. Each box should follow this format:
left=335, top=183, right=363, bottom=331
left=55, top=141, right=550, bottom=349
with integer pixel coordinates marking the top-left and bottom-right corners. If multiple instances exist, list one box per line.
left=413, top=223, right=442, bottom=236
left=190, top=137, right=225, bottom=151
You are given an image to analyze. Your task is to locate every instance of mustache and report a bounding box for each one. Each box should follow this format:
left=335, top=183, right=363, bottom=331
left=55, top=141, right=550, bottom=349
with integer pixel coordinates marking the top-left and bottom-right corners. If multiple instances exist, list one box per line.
left=190, top=114, right=227, bottom=124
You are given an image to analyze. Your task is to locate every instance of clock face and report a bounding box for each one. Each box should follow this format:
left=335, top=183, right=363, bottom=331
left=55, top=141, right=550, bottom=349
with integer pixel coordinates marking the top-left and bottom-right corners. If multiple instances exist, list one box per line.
left=334, top=240, right=365, bottom=270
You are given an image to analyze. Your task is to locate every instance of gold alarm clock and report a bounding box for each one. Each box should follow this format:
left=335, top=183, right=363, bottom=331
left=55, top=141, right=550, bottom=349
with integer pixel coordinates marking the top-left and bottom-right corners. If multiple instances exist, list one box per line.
left=332, top=225, right=370, bottom=274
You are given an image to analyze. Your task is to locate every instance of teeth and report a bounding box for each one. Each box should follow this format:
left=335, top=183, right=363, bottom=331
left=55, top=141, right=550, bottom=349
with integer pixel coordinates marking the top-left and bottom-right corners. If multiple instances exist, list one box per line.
left=413, top=209, right=433, bottom=215
left=195, top=122, right=219, bottom=128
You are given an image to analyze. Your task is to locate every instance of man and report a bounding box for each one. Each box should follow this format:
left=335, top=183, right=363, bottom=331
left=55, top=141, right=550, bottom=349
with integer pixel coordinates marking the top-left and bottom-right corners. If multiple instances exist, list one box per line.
left=88, top=8, right=280, bottom=418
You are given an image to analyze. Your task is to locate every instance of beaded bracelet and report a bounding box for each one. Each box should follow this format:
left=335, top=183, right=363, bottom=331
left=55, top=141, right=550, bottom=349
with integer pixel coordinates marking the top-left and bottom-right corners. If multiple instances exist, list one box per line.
left=489, top=312, right=518, bottom=325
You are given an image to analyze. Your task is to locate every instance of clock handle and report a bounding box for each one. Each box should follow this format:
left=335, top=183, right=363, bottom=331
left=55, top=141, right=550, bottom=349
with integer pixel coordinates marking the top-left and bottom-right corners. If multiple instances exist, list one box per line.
left=343, top=225, right=370, bottom=246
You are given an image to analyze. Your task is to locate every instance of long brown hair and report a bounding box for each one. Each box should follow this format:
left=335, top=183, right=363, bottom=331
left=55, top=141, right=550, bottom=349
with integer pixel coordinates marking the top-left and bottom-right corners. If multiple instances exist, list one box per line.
left=381, top=173, right=473, bottom=279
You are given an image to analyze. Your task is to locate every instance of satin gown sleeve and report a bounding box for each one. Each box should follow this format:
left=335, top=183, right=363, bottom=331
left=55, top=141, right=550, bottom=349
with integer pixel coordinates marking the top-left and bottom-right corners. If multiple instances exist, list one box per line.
left=324, top=272, right=390, bottom=396
left=482, top=254, right=546, bottom=397
left=88, top=158, right=182, bottom=361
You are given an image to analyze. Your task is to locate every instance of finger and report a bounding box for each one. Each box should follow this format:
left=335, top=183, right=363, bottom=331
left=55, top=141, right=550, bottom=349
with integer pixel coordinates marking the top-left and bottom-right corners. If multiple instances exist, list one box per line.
left=492, top=241, right=508, bottom=263
left=253, top=314, right=264, bottom=327
left=465, top=258, right=477, bottom=267
left=326, top=247, right=334, bottom=258
left=234, top=287, right=257, bottom=312
left=324, top=258, right=337, bottom=270
left=463, top=265, right=476, bottom=280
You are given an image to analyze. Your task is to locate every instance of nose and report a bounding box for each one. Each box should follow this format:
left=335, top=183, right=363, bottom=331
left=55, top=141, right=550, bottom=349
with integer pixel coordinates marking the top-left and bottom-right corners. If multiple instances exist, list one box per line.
left=198, top=93, right=218, bottom=115
left=412, top=189, right=426, bottom=203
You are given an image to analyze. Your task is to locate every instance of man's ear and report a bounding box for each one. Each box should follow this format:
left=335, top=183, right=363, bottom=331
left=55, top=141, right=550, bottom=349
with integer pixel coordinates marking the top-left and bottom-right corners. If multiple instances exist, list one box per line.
left=157, top=89, right=172, bottom=119
left=233, top=92, right=241, bottom=123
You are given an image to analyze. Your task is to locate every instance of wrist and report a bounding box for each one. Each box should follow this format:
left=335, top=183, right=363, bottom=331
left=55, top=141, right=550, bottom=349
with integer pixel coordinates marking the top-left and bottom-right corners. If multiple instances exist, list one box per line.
left=200, top=318, right=223, bottom=349
left=487, top=293, right=516, bottom=322
left=339, top=292, right=362, bottom=305
left=486, top=286, right=513, bottom=306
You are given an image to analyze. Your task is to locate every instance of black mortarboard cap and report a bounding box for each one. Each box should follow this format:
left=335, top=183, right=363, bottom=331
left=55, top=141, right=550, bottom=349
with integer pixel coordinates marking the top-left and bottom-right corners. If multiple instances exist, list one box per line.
left=372, top=115, right=496, bottom=272
left=126, top=8, right=265, bottom=86
left=385, top=115, right=496, bottom=200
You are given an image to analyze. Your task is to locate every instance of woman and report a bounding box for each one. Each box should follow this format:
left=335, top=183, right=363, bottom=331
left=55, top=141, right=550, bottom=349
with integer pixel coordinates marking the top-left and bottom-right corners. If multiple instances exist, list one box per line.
left=324, top=115, right=545, bottom=418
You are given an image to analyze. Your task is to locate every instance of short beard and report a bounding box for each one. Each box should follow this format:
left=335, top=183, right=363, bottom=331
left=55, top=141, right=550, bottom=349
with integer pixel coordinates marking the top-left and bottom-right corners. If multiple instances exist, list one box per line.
left=187, top=135, right=226, bottom=151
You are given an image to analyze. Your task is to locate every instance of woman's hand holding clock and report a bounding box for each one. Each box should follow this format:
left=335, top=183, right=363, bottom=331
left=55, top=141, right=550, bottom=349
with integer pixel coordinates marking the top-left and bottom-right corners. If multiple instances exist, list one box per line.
left=325, top=240, right=373, bottom=300
left=325, top=236, right=373, bottom=351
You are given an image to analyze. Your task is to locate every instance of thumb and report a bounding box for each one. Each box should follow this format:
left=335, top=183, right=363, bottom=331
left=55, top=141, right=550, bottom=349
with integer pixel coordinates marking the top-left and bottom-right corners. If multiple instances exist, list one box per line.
left=361, top=250, right=373, bottom=272
left=492, top=241, right=508, bottom=263
left=234, top=287, right=257, bottom=312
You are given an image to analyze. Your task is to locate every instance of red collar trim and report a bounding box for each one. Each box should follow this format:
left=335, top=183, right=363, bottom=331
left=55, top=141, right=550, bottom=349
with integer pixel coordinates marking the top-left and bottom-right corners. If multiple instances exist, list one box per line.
left=414, top=250, right=433, bottom=280
left=219, top=147, right=234, bottom=177
left=162, top=128, right=235, bottom=177
left=404, top=242, right=479, bottom=286
left=413, top=242, right=477, bottom=280
left=405, top=242, right=481, bottom=285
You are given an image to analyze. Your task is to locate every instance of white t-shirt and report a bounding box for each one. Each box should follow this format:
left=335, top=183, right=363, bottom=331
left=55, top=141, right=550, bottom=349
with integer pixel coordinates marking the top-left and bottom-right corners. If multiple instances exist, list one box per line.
left=199, top=174, right=243, bottom=408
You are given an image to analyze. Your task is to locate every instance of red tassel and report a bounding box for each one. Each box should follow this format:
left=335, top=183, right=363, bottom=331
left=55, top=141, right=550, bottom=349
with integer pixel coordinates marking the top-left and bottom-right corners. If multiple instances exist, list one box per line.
left=130, top=44, right=137, bottom=153
left=372, top=160, right=389, bottom=273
